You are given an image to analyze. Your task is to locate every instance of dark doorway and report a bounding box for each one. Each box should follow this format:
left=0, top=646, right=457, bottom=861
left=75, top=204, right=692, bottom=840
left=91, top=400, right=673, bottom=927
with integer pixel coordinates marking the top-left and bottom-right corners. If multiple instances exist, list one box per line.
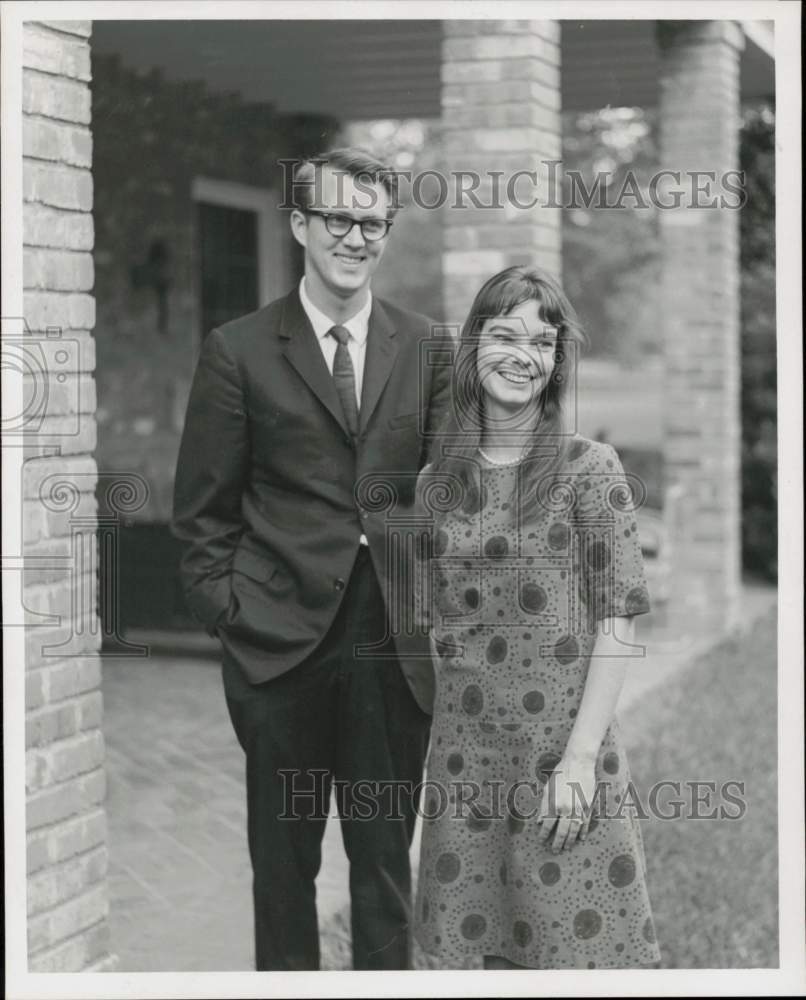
left=198, top=201, right=260, bottom=336
left=102, top=203, right=263, bottom=644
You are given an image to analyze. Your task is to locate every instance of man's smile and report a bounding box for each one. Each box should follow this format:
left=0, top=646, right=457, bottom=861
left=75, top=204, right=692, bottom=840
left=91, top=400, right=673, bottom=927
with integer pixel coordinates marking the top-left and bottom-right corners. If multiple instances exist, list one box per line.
left=334, top=252, right=367, bottom=268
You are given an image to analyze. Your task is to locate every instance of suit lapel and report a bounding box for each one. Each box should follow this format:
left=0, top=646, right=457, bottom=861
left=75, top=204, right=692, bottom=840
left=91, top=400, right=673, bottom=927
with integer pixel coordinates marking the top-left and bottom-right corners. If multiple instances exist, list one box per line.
left=360, top=298, right=398, bottom=433
left=279, top=290, right=349, bottom=437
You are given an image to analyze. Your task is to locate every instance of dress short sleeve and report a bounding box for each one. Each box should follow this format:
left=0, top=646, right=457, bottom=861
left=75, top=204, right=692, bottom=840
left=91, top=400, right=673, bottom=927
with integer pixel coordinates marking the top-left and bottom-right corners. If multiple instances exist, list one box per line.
left=572, top=441, right=651, bottom=621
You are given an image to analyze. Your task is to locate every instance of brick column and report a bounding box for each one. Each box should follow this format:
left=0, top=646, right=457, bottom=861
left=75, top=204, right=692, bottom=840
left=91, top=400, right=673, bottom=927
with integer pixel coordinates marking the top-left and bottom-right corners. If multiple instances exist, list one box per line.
left=657, top=21, right=744, bottom=630
left=22, top=21, right=114, bottom=971
left=440, top=20, right=562, bottom=325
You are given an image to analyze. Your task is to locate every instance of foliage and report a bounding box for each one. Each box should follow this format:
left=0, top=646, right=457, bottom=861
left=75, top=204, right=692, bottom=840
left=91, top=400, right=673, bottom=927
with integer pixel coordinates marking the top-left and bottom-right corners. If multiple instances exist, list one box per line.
left=561, top=107, right=660, bottom=361
left=738, top=105, right=776, bottom=580
left=339, top=119, right=445, bottom=319
left=562, top=102, right=777, bottom=579
left=341, top=104, right=776, bottom=579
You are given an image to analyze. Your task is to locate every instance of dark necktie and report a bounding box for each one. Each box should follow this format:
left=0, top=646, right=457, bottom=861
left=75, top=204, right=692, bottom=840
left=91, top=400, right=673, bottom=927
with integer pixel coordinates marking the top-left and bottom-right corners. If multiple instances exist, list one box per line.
left=328, top=325, right=360, bottom=439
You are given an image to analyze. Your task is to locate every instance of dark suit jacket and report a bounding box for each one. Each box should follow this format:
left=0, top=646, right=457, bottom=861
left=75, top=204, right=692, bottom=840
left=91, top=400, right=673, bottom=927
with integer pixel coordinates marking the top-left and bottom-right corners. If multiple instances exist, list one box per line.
left=171, top=287, right=452, bottom=713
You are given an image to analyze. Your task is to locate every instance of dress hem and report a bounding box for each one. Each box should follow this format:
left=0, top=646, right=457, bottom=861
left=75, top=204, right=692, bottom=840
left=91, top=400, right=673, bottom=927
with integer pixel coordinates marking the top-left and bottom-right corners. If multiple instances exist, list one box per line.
left=415, top=939, right=662, bottom=971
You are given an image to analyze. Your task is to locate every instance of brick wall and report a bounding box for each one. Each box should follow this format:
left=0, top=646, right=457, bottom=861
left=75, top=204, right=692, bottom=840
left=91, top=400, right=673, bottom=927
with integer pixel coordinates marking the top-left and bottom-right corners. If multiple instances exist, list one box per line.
left=22, top=20, right=115, bottom=971
left=440, top=20, right=562, bottom=325
left=657, top=21, right=745, bottom=629
left=91, top=54, right=337, bottom=521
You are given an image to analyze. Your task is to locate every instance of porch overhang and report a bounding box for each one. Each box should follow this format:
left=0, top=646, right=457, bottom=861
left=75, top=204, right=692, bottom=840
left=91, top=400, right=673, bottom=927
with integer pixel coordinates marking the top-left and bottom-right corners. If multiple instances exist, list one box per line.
left=91, top=18, right=774, bottom=120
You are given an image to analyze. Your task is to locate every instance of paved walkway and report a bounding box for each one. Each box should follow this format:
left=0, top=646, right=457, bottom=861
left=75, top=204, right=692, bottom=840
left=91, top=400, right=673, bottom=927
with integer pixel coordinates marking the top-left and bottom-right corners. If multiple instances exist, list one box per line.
left=103, top=583, right=776, bottom=971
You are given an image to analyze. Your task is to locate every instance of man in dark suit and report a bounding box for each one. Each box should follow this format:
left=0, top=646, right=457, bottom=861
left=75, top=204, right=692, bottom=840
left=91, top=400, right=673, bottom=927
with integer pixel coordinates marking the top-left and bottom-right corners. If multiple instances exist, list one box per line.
left=172, top=148, right=451, bottom=971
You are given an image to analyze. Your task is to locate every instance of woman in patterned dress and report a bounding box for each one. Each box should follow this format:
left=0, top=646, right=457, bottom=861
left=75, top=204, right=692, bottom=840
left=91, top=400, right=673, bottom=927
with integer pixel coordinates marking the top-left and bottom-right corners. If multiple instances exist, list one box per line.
left=412, top=266, right=661, bottom=970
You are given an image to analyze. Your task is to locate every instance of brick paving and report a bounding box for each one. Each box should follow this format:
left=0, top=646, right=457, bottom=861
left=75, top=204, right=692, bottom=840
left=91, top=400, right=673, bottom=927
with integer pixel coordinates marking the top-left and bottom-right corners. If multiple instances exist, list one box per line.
left=103, top=653, right=356, bottom=971
left=104, top=655, right=250, bottom=969
left=103, top=584, right=776, bottom=971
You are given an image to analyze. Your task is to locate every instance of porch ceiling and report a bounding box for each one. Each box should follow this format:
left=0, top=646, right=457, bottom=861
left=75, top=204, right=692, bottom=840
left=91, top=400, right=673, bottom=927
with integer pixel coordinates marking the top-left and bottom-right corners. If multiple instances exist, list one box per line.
left=91, top=19, right=774, bottom=120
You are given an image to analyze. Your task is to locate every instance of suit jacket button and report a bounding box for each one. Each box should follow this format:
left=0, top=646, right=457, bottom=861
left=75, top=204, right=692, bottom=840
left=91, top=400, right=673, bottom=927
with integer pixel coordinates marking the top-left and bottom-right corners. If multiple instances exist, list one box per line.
left=334, top=578, right=345, bottom=591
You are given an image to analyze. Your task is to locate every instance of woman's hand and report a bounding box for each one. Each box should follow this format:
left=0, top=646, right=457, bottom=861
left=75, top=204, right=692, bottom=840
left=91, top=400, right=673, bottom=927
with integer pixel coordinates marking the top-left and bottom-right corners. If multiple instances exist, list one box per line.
left=534, top=616, right=635, bottom=853
left=535, top=754, right=597, bottom=854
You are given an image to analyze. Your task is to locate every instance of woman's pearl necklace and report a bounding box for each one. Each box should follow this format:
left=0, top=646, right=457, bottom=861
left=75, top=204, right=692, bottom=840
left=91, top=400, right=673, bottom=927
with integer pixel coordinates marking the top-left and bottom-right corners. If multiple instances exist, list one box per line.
left=477, top=445, right=525, bottom=468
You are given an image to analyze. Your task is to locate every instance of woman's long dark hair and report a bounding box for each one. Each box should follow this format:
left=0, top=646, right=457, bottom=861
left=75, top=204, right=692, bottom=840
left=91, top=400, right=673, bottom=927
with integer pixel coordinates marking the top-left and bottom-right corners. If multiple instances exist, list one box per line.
left=427, top=265, right=587, bottom=523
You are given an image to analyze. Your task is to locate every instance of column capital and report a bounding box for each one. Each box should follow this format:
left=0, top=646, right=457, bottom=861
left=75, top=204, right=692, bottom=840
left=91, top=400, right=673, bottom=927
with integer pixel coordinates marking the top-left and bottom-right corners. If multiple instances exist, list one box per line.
left=442, top=19, right=560, bottom=43
left=657, top=19, right=746, bottom=54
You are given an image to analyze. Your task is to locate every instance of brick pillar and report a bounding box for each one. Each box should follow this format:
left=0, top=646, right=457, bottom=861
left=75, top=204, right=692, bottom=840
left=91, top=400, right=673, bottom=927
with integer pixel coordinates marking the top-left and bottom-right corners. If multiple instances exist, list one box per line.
left=22, top=21, right=114, bottom=971
left=657, top=21, right=744, bottom=630
left=440, top=20, right=562, bottom=325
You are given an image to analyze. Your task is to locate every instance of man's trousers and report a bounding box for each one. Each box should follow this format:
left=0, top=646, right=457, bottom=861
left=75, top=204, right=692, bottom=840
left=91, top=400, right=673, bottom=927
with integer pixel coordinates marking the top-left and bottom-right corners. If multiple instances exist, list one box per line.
left=223, top=545, right=431, bottom=970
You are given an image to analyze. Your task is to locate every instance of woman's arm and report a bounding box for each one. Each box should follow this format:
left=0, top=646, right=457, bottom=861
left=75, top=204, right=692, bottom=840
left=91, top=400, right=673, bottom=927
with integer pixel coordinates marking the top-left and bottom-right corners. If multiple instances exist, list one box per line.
left=564, top=614, right=634, bottom=763
left=536, top=615, right=636, bottom=852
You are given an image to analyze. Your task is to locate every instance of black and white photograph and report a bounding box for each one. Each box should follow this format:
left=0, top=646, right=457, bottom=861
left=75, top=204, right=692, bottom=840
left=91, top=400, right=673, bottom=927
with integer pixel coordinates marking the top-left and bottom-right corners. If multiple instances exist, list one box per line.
left=1, top=1, right=803, bottom=996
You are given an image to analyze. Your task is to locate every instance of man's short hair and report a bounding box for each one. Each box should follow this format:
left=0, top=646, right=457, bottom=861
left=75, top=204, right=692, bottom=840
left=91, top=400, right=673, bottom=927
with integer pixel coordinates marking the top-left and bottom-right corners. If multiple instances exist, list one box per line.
left=292, top=147, right=399, bottom=216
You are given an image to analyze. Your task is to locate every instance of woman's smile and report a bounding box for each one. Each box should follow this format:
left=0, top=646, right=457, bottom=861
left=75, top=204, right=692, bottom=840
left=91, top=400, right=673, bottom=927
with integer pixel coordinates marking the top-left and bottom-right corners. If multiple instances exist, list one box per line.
left=496, top=366, right=538, bottom=386
left=476, top=300, right=557, bottom=421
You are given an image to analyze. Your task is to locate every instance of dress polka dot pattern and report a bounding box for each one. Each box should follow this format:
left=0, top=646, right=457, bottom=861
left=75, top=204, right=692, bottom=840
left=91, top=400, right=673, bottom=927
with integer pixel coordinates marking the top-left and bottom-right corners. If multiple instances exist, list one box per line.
left=413, top=437, right=661, bottom=969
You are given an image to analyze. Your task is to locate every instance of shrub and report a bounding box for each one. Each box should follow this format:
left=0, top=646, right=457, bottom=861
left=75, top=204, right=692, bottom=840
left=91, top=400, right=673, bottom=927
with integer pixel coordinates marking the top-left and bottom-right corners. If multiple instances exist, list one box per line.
left=739, top=106, right=776, bottom=581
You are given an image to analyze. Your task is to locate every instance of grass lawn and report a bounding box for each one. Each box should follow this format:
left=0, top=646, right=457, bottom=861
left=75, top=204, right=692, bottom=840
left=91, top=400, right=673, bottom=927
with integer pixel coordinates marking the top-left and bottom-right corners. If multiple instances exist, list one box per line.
left=320, top=608, right=778, bottom=970
left=625, top=606, right=778, bottom=968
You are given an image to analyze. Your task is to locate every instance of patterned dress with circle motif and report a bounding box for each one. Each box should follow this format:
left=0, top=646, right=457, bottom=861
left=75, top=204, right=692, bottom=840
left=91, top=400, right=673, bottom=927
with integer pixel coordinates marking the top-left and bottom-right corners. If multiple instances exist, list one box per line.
left=413, top=436, right=661, bottom=969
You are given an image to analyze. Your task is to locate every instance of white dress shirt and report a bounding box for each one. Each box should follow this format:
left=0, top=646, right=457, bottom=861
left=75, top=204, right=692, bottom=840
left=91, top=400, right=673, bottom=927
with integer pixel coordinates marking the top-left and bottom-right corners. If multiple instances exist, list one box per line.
left=298, top=277, right=372, bottom=545
left=299, top=277, right=371, bottom=408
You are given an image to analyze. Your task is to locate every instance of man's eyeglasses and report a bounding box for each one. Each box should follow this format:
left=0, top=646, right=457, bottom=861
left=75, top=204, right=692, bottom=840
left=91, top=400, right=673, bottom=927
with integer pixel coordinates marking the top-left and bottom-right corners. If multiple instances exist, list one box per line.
left=304, top=210, right=393, bottom=242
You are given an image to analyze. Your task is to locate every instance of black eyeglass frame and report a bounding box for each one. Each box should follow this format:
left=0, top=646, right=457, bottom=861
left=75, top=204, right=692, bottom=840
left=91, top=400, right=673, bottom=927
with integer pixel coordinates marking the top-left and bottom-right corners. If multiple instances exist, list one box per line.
left=303, top=209, right=394, bottom=242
